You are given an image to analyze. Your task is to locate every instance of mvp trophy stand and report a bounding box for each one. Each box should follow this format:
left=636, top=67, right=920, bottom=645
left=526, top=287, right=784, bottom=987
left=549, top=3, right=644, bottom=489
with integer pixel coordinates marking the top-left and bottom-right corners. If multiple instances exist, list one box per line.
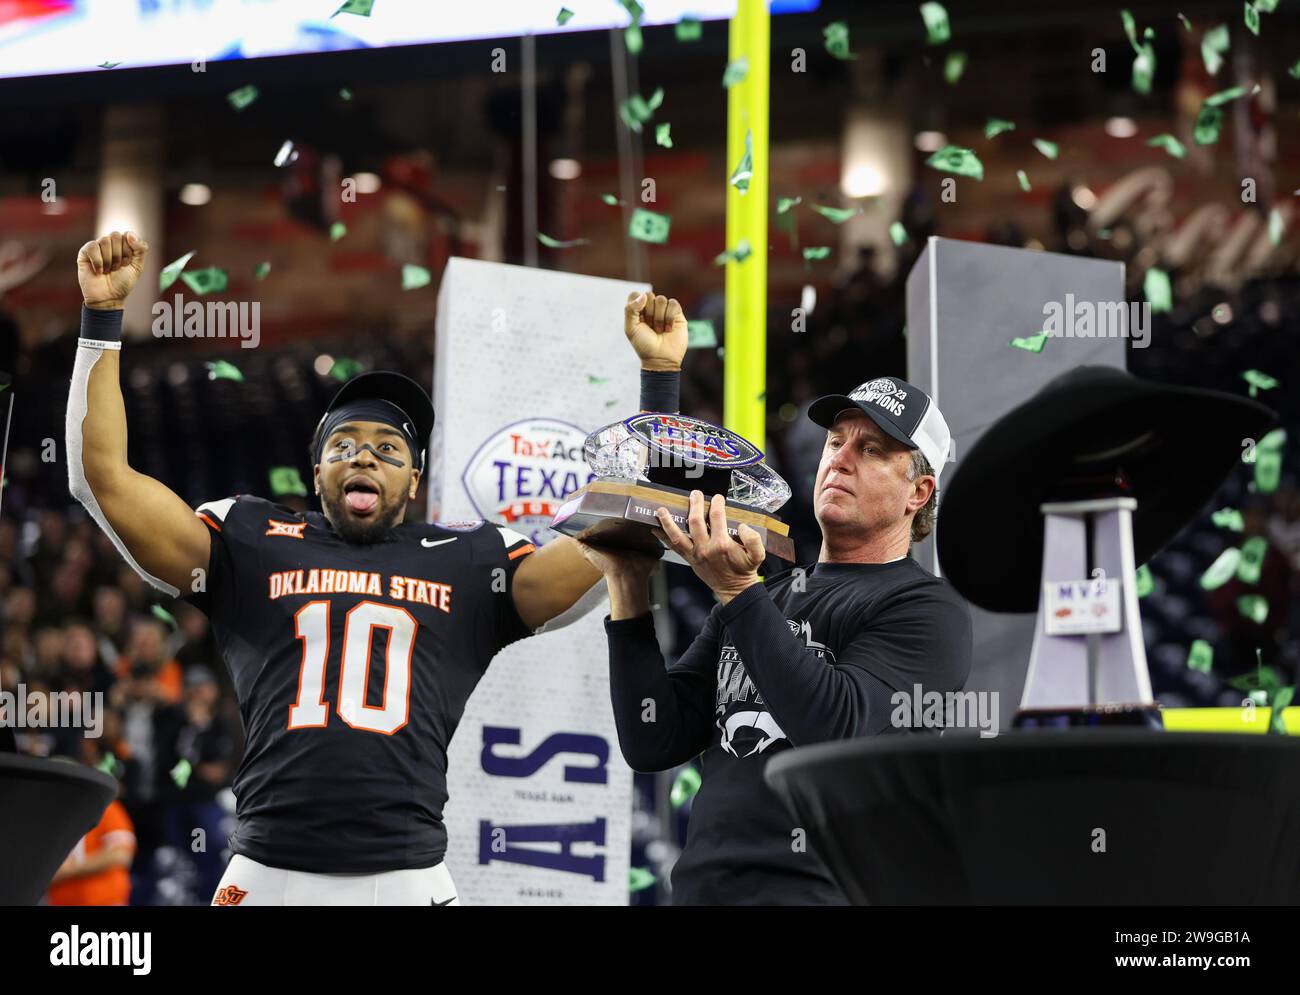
left=551, top=412, right=795, bottom=564
left=764, top=366, right=1300, bottom=904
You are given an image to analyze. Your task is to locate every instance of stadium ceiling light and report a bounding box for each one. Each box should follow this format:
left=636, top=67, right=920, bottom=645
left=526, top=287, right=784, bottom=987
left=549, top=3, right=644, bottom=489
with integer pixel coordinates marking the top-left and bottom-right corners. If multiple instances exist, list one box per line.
left=842, top=164, right=885, bottom=199
left=352, top=172, right=382, bottom=194
left=314, top=354, right=334, bottom=376
left=548, top=158, right=582, bottom=180
left=1104, top=117, right=1138, bottom=138
left=1071, top=186, right=1097, bottom=210
left=914, top=131, right=947, bottom=153
left=41, top=198, right=67, bottom=215
left=180, top=183, right=211, bottom=206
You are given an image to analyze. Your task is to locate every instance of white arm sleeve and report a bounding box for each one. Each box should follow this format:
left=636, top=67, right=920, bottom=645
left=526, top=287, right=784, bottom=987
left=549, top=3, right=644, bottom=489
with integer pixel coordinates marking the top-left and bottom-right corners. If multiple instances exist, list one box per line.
left=66, top=341, right=181, bottom=597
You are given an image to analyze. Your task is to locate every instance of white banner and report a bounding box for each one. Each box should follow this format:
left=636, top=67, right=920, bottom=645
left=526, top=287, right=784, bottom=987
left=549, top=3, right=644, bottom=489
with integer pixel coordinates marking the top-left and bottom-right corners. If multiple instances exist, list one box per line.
left=429, top=257, right=646, bottom=905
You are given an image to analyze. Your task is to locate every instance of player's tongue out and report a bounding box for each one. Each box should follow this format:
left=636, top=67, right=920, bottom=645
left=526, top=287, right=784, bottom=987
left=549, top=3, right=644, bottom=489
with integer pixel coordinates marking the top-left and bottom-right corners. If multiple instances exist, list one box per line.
left=346, top=491, right=378, bottom=514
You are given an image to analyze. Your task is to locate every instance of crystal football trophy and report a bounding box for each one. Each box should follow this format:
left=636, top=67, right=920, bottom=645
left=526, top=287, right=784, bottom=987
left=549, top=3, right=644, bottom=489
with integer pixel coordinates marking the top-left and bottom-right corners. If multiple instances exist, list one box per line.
left=550, top=412, right=795, bottom=564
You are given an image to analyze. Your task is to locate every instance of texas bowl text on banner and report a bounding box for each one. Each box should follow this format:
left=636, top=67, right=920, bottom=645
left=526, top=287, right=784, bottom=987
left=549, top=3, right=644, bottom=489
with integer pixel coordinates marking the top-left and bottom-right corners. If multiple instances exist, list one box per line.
left=430, top=258, right=645, bottom=905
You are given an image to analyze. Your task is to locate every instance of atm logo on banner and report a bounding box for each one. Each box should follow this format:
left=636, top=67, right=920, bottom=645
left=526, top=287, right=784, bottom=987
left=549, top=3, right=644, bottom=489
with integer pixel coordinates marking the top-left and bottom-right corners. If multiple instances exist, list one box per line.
left=478, top=726, right=610, bottom=883
left=461, top=418, right=596, bottom=546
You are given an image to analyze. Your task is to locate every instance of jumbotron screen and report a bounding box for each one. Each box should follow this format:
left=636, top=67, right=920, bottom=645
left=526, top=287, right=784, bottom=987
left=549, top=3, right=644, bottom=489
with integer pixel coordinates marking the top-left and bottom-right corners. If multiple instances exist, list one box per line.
left=0, top=0, right=821, bottom=79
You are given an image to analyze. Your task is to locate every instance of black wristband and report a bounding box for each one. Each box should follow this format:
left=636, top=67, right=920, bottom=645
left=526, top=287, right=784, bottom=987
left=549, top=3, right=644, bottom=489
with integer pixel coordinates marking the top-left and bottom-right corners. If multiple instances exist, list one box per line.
left=79, top=305, right=125, bottom=347
left=639, top=369, right=680, bottom=413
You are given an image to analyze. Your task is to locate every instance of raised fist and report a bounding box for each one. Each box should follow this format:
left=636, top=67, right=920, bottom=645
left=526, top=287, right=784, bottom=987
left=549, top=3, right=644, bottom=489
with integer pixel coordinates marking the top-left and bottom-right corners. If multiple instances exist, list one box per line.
left=624, top=291, right=688, bottom=372
left=77, top=230, right=149, bottom=310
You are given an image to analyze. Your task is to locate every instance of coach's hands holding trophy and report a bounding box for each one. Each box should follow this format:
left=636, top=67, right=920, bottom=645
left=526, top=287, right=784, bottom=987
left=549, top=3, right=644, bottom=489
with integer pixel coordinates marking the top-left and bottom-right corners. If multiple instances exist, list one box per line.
left=77, top=230, right=149, bottom=310
left=576, top=291, right=770, bottom=616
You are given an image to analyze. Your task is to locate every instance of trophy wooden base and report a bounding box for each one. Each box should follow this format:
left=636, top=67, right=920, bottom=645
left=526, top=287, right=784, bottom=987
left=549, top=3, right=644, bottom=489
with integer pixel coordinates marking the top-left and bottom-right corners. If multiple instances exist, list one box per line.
left=550, top=478, right=796, bottom=564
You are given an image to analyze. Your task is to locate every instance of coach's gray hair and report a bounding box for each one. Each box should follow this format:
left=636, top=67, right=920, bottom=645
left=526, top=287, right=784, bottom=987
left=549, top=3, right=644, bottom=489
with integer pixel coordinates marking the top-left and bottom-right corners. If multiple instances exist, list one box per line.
left=906, top=451, right=937, bottom=544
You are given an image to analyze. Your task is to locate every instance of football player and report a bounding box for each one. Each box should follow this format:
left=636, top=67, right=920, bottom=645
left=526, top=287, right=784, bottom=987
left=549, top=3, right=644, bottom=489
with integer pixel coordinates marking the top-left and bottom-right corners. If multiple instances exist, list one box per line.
left=65, top=231, right=638, bottom=906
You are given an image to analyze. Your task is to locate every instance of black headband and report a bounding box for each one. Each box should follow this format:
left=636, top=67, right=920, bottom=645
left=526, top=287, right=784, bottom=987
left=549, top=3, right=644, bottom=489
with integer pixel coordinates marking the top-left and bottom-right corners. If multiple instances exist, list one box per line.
left=315, top=398, right=424, bottom=471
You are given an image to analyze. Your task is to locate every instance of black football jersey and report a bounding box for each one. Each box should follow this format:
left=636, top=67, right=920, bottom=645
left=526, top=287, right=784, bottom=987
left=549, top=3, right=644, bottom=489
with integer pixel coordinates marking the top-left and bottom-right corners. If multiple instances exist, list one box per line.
left=183, top=495, right=537, bottom=873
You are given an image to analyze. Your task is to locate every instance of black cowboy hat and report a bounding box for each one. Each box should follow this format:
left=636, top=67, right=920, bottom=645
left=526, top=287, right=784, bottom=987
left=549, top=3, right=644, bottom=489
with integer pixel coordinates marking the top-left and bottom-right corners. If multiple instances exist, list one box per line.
left=936, top=365, right=1277, bottom=613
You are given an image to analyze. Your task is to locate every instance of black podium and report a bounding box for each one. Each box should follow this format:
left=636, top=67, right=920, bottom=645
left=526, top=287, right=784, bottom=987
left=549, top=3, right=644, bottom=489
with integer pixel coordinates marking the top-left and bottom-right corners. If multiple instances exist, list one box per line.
left=765, top=731, right=1300, bottom=904
left=0, top=754, right=118, bottom=905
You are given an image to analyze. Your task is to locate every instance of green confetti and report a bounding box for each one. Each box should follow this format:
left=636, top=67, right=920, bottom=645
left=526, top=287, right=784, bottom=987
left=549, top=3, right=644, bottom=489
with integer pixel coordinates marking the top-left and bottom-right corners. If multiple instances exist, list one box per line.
left=329, top=357, right=364, bottom=381
left=776, top=196, right=802, bottom=214
left=1244, top=2, right=1259, bottom=36
left=687, top=320, right=717, bottom=348
left=1289, top=60, right=1300, bottom=79
left=402, top=264, right=432, bottom=290
left=1199, top=547, right=1242, bottom=590
left=670, top=766, right=702, bottom=807
left=1205, top=85, right=1249, bottom=107
left=586, top=374, right=611, bottom=385
left=1144, top=267, right=1172, bottom=313
left=984, top=118, right=1015, bottom=139
left=1032, top=138, right=1059, bottom=160
left=339, top=88, right=353, bottom=101
left=332, top=0, right=374, bottom=17
left=810, top=203, right=862, bottom=224
left=1009, top=332, right=1048, bottom=353
left=604, top=399, right=619, bottom=407
left=254, top=261, right=271, bottom=280
left=1255, top=0, right=1278, bottom=11
left=556, top=7, right=574, bottom=26
left=1237, top=594, right=1269, bottom=624
left=1120, top=9, right=1138, bottom=47
left=1016, top=170, right=1031, bottom=192
left=180, top=267, right=228, bottom=295
left=170, top=758, right=193, bottom=789
left=97, top=752, right=120, bottom=776
left=537, top=232, right=590, bottom=249
left=1229, top=660, right=1283, bottom=693
left=629, top=867, right=656, bottom=892
left=206, top=360, right=244, bottom=383
left=1146, top=134, right=1186, bottom=159
left=1212, top=508, right=1245, bottom=532
left=926, top=145, right=984, bottom=180
left=619, top=88, right=663, bottom=132
left=1268, top=209, right=1284, bottom=247
left=628, top=208, right=671, bottom=244
left=1255, top=449, right=1281, bottom=494
left=729, top=130, right=753, bottom=195
left=823, top=21, right=854, bottom=61
left=889, top=222, right=908, bottom=246
left=1187, top=639, right=1214, bottom=674
left=329, top=221, right=347, bottom=242
left=1131, top=44, right=1154, bottom=95
left=1269, top=685, right=1294, bottom=734
left=1193, top=105, right=1223, bottom=145
left=1242, top=369, right=1278, bottom=396
left=624, top=23, right=643, bottom=55
left=227, top=85, right=259, bottom=111
left=714, top=240, right=752, bottom=266
left=722, top=58, right=749, bottom=88
left=159, top=251, right=195, bottom=292
left=646, top=87, right=664, bottom=113
left=675, top=15, right=702, bottom=42
left=1257, top=428, right=1287, bottom=451
left=151, top=604, right=178, bottom=630
left=919, top=2, right=950, bottom=45
left=655, top=122, right=673, bottom=148
left=97, top=61, right=121, bottom=69
left=1201, top=24, right=1230, bottom=76
left=944, top=51, right=967, bottom=85
left=601, top=193, right=623, bottom=206
left=802, top=246, right=832, bottom=260
left=1134, top=563, right=1154, bottom=597
left=618, top=0, right=644, bottom=19
left=1178, top=13, right=1192, bottom=31
left=1237, top=536, right=1268, bottom=585
left=269, top=466, right=308, bottom=497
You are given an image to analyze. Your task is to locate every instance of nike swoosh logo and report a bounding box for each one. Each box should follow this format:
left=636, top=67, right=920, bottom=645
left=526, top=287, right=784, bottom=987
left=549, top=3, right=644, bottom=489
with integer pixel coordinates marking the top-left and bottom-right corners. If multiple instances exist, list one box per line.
left=421, top=537, right=458, bottom=548
left=432, top=896, right=457, bottom=906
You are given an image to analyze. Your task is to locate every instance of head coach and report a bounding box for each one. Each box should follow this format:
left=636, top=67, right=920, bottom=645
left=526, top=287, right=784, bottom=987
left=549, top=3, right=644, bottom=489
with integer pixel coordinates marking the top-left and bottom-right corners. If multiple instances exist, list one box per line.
left=578, top=292, right=974, bottom=906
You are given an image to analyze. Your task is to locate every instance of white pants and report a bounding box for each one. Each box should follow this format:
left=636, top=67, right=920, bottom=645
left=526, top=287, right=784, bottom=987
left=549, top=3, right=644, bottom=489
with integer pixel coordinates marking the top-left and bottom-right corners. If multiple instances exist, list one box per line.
left=212, top=854, right=460, bottom=906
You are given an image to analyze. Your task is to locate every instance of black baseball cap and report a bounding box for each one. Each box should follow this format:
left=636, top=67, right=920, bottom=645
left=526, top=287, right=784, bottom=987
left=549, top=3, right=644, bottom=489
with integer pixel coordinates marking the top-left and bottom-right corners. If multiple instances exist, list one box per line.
left=807, top=376, right=952, bottom=482
left=314, top=372, right=435, bottom=472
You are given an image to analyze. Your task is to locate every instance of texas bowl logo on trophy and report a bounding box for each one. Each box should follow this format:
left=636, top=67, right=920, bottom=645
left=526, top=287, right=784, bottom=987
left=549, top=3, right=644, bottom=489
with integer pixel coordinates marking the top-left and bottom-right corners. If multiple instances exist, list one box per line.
left=462, top=417, right=596, bottom=547
left=549, top=410, right=795, bottom=564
